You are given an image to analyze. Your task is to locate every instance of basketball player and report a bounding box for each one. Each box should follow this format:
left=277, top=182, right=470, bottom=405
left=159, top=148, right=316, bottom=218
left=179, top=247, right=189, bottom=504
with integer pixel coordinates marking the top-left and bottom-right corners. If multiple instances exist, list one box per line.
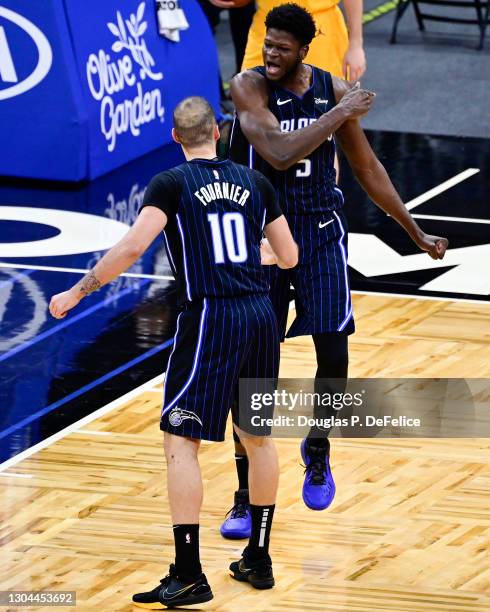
left=49, top=96, right=299, bottom=605
left=219, top=3, right=449, bottom=538
left=241, top=0, right=366, bottom=81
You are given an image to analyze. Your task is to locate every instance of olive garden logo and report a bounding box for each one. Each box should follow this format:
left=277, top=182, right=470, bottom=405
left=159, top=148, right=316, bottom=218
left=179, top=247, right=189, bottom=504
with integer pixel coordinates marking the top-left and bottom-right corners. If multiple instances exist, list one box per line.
left=85, top=2, right=164, bottom=152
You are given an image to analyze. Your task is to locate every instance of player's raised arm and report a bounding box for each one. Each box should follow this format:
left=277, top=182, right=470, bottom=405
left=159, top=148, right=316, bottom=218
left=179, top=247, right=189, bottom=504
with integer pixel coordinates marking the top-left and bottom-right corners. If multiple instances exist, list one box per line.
left=333, top=78, right=448, bottom=260
left=230, top=71, right=375, bottom=171
left=49, top=206, right=168, bottom=319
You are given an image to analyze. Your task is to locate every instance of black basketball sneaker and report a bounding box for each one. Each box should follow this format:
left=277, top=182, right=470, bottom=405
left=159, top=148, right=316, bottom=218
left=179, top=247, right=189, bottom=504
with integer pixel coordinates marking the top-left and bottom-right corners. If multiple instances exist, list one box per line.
left=229, top=548, right=275, bottom=589
left=132, top=564, right=213, bottom=609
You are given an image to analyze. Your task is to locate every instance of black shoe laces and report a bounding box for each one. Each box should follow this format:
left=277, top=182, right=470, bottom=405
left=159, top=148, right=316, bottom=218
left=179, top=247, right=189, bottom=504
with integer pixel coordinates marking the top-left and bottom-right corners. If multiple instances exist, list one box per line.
left=226, top=500, right=249, bottom=519
left=157, top=564, right=178, bottom=589
left=303, top=447, right=328, bottom=485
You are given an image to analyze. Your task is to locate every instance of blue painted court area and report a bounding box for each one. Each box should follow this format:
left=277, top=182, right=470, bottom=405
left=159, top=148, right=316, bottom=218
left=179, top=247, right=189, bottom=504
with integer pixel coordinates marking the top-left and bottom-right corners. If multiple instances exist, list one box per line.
left=0, top=144, right=184, bottom=464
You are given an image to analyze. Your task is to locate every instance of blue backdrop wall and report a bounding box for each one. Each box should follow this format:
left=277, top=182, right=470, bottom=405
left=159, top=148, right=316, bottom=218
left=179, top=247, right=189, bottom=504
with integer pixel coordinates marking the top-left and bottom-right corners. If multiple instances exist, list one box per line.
left=0, top=1, right=220, bottom=181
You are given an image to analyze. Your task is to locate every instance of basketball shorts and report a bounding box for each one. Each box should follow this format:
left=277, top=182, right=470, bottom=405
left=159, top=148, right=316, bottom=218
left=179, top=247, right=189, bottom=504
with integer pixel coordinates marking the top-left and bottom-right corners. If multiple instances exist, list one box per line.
left=161, top=294, right=280, bottom=441
left=265, top=209, right=355, bottom=339
left=242, top=4, right=349, bottom=78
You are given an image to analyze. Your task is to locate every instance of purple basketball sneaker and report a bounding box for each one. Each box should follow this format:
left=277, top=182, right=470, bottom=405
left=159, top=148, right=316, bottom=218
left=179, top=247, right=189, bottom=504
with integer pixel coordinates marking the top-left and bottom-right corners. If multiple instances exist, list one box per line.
left=220, top=489, right=251, bottom=539
left=300, top=439, right=336, bottom=511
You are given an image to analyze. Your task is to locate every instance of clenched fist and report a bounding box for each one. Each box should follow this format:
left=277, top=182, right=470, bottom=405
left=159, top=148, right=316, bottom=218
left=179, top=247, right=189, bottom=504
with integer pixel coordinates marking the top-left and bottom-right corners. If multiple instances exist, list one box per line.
left=338, top=82, right=376, bottom=119
left=49, top=289, right=81, bottom=319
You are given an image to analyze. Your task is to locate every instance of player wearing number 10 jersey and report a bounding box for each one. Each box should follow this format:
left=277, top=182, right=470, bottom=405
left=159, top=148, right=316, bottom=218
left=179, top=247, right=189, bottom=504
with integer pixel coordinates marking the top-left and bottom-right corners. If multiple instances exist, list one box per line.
left=141, top=109, right=296, bottom=443
left=50, top=97, right=299, bottom=604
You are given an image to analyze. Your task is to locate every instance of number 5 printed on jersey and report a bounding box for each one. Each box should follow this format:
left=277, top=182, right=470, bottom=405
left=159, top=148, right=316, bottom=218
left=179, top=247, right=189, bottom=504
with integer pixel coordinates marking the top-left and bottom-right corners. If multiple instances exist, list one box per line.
left=208, top=212, right=248, bottom=263
left=296, top=158, right=311, bottom=178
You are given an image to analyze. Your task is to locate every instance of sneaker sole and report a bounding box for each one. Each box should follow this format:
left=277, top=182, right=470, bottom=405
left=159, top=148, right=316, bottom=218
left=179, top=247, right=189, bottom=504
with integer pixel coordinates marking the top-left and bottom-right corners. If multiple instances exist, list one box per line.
left=133, top=591, right=213, bottom=609
left=230, top=570, right=274, bottom=590
left=302, top=484, right=336, bottom=511
left=220, top=528, right=251, bottom=540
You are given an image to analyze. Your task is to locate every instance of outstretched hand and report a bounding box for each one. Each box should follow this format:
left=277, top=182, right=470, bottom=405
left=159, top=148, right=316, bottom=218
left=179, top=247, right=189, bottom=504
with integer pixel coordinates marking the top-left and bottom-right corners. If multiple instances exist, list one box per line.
left=415, top=234, right=449, bottom=260
left=49, top=289, right=81, bottom=319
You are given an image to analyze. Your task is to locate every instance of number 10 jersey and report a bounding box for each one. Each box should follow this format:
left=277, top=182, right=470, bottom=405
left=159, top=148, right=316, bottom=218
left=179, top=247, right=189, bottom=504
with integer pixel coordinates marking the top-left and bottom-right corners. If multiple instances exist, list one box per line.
left=140, top=157, right=282, bottom=303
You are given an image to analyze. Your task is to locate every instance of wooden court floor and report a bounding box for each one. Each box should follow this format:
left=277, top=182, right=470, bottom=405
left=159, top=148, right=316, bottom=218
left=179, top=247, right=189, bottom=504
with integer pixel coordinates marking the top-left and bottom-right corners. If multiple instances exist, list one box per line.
left=1, top=293, right=489, bottom=611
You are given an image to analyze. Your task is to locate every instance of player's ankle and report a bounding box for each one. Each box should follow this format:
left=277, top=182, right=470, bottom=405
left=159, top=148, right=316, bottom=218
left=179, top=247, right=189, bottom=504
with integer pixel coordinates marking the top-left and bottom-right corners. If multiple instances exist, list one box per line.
left=306, top=434, right=330, bottom=452
left=245, top=545, right=271, bottom=563
left=174, top=566, right=203, bottom=583
left=235, top=452, right=249, bottom=490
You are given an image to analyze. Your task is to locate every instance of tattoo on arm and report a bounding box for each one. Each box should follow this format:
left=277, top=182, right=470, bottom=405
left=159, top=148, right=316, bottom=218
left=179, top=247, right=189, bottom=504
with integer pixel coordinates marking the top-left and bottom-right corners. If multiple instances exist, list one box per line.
left=77, top=270, right=101, bottom=296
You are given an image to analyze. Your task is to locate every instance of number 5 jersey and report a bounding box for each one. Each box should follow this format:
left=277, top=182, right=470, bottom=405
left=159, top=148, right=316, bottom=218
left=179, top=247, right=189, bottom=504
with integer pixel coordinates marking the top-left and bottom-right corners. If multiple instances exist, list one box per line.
left=229, top=65, right=344, bottom=216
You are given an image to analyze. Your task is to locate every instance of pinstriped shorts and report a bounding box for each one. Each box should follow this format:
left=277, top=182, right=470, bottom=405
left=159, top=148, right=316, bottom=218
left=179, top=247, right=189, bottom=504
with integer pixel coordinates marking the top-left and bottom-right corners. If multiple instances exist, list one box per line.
left=264, top=209, right=355, bottom=339
left=160, top=294, right=280, bottom=441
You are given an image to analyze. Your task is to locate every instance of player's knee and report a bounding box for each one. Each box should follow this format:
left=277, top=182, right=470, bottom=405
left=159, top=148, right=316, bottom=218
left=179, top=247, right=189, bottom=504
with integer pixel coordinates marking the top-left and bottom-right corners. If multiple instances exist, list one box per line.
left=163, top=432, right=200, bottom=461
left=240, top=434, right=275, bottom=454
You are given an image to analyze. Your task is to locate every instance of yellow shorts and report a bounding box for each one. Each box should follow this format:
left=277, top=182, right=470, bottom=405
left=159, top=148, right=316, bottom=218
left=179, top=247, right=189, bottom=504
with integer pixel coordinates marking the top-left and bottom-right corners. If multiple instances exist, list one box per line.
left=241, top=4, right=349, bottom=78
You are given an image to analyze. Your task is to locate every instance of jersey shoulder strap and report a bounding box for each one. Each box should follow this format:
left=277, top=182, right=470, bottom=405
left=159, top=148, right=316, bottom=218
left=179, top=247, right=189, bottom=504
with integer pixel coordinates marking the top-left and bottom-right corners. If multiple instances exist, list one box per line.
left=313, top=66, right=336, bottom=106
left=249, top=66, right=273, bottom=95
left=251, top=65, right=266, bottom=78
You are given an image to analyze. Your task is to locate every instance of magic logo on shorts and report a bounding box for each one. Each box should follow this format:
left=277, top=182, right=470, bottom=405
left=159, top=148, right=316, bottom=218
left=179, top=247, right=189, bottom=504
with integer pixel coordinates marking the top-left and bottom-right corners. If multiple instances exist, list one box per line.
left=85, top=1, right=164, bottom=152
left=168, top=407, right=203, bottom=427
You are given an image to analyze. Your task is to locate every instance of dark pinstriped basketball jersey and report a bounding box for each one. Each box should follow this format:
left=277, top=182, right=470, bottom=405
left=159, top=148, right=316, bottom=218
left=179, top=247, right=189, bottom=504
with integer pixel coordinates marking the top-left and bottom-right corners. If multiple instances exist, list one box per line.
left=142, top=158, right=281, bottom=302
left=229, top=65, right=345, bottom=215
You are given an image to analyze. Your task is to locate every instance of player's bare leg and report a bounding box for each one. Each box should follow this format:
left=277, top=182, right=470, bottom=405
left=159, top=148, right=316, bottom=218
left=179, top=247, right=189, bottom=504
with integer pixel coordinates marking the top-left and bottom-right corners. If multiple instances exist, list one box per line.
left=133, top=433, right=213, bottom=609
left=240, top=434, right=279, bottom=505
left=229, top=427, right=278, bottom=589
left=165, top=433, right=202, bottom=524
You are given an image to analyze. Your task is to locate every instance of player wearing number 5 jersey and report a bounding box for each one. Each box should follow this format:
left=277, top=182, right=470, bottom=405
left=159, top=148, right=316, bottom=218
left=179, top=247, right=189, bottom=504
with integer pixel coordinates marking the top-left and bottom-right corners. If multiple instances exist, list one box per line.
left=220, top=3, right=449, bottom=532
left=49, top=96, right=298, bottom=605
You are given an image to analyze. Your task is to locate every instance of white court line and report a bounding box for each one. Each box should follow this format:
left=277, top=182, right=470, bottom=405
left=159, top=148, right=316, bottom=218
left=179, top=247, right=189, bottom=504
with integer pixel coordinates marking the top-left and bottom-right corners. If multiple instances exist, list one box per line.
left=287, top=291, right=489, bottom=307
left=76, top=430, right=113, bottom=436
left=404, top=168, right=480, bottom=211
left=0, top=472, right=34, bottom=479
left=412, top=214, right=490, bottom=225
left=0, top=372, right=165, bottom=473
left=351, top=289, right=489, bottom=306
left=0, top=261, right=173, bottom=281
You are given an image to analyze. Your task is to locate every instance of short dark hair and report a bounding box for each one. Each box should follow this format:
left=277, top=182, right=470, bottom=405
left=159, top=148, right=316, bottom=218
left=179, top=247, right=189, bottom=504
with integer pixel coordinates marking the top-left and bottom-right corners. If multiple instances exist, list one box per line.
left=173, top=96, right=216, bottom=148
left=265, top=3, right=316, bottom=46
